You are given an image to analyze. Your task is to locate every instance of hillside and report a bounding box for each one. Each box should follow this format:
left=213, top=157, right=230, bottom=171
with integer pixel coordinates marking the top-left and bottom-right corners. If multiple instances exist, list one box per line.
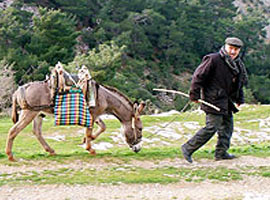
left=0, top=0, right=270, bottom=113
left=234, top=0, right=270, bottom=42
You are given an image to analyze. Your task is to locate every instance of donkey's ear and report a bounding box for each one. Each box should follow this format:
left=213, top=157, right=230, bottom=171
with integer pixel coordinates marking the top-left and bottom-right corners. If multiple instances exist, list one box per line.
left=137, top=101, right=146, bottom=114
left=134, top=101, right=145, bottom=116
left=133, top=101, right=139, bottom=111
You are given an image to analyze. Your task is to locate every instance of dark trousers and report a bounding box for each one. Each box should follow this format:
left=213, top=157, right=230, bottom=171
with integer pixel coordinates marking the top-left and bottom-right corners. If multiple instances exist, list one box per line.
left=183, top=113, right=233, bottom=157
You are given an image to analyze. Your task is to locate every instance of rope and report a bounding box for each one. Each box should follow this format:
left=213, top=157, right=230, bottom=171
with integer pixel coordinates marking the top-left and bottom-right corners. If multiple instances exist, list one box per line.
left=145, top=101, right=198, bottom=139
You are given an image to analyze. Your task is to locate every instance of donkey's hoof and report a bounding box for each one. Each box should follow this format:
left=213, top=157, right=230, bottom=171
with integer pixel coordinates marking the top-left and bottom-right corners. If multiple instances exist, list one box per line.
left=8, top=156, right=16, bottom=162
left=49, top=152, right=56, bottom=156
left=89, top=149, right=96, bottom=156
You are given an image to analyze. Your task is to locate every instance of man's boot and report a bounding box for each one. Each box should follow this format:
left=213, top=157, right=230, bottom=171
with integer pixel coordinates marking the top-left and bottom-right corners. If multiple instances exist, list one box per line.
left=181, top=144, right=193, bottom=163
left=215, top=152, right=236, bottom=161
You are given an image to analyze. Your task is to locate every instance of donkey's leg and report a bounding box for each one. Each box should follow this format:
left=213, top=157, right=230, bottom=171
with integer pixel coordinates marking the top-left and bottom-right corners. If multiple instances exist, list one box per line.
left=85, top=117, right=96, bottom=155
left=32, top=115, right=56, bottom=156
left=6, top=110, right=38, bottom=161
left=85, top=127, right=96, bottom=155
left=91, top=118, right=106, bottom=140
left=80, top=118, right=106, bottom=143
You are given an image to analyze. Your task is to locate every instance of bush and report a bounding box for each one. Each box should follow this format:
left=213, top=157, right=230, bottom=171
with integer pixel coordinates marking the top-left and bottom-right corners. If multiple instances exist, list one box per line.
left=249, top=75, right=270, bottom=104
left=243, top=87, right=257, bottom=104
left=0, top=60, right=16, bottom=114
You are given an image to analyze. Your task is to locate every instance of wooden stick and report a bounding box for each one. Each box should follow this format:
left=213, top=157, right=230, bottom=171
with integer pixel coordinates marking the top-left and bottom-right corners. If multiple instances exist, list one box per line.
left=153, top=88, right=221, bottom=112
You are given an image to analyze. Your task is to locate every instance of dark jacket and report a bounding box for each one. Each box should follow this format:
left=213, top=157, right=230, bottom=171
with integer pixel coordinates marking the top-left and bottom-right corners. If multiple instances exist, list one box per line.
left=189, top=52, right=244, bottom=115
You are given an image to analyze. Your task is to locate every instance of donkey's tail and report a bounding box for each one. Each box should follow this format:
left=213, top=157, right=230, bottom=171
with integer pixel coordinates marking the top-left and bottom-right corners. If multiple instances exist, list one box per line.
left=11, top=94, right=19, bottom=124
left=12, top=87, right=28, bottom=123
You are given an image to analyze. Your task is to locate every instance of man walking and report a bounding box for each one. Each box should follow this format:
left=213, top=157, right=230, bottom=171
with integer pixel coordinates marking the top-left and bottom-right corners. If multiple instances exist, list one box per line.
left=181, top=37, right=248, bottom=163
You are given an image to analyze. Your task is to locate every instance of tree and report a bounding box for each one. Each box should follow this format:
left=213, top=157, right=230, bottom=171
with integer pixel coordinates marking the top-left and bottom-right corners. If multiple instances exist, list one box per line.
left=0, top=5, right=34, bottom=84
left=0, top=5, right=32, bottom=53
left=67, top=41, right=125, bottom=83
left=2, top=0, right=270, bottom=110
left=27, top=7, right=79, bottom=65
left=22, top=0, right=102, bottom=27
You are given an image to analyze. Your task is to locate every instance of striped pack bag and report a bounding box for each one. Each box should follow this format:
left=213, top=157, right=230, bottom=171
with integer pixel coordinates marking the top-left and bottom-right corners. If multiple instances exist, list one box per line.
left=54, top=87, right=91, bottom=127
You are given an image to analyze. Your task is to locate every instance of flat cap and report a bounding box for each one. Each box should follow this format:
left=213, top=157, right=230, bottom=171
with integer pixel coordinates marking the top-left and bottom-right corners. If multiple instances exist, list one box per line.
left=225, top=37, right=243, bottom=48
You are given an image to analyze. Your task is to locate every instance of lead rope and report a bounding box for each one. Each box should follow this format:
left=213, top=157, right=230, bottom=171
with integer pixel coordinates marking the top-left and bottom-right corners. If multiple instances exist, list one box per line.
left=145, top=101, right=198, bottom=139
left=132, top=116, right=137, bottom=142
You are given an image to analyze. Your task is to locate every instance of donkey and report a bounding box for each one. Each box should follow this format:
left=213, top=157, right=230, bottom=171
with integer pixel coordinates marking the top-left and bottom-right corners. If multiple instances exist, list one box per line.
left=6, top=68, right=145, bottom=161
left=81, top=83, right=145, bottom=155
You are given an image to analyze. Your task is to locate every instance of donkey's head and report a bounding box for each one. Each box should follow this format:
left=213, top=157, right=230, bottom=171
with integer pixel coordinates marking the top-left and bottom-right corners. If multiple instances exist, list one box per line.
left=123, top=101, right=146, bottom=153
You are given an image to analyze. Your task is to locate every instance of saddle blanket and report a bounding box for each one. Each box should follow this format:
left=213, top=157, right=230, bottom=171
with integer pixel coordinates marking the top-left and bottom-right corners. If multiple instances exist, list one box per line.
left=54, top=91, right=91, bottom=127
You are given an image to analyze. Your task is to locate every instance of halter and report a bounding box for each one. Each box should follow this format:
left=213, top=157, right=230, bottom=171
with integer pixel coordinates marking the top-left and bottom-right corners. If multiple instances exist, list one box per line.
left=131, top=106, right=141, bottom=144
left=132, top=115, right=137, bottom=143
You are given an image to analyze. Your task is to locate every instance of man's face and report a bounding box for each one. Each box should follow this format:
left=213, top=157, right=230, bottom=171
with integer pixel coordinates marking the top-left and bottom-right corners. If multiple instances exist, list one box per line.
left=225, top=44, right=241, bottom=60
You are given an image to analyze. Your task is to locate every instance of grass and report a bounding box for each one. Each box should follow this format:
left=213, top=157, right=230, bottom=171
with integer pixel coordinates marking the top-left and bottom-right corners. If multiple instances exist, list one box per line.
left=0, top=104, right=269, bottom=186
left=1, top=163, right=269, bottom=186
left=1, top=144, right=269, bottom=165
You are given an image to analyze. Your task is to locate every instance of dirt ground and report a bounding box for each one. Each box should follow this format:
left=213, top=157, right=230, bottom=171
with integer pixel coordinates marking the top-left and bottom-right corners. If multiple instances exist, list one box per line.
left=1, top=177, right=270, bottom=200
left=1, top=156, right=270, bottom=200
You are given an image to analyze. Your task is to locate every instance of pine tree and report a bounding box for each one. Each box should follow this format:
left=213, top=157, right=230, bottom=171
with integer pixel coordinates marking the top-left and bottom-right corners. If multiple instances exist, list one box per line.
left=27, top=7, right=79, bottom=65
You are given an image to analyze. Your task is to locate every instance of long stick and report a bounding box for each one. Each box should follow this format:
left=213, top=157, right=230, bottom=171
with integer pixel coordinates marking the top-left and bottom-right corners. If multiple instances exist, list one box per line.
left=153, top=88, right=221, bottom=112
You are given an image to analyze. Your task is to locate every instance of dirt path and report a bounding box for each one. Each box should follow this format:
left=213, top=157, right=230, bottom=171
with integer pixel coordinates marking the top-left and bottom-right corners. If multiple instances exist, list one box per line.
left=0, top=176, right=270, bottom=200
left=1, top=156, right=270, bottom=200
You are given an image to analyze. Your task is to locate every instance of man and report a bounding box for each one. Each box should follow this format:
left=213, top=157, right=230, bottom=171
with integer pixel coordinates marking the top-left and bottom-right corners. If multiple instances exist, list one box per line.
left=181, top=37, right=248, bottom=163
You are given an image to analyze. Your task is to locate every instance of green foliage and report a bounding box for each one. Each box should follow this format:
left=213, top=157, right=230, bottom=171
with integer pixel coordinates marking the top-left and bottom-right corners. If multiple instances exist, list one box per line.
left=0, top=5, right=34, bottom=83
left=243, top=87, right=257, bottom=104
left=26, top=7, right=79, bottom=65
left=0, top=5, right=79, bottom=84
left=249, top=75, right=270, bottom=103
left=0, top=5, right=32, bottom=51
left=1, top=0, right=270, bottom=108
left=78, top=0, right=270, bottom=106
left=67, top=41, right=125, bottom=83
left=22, top=0, right=102, bottom=27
